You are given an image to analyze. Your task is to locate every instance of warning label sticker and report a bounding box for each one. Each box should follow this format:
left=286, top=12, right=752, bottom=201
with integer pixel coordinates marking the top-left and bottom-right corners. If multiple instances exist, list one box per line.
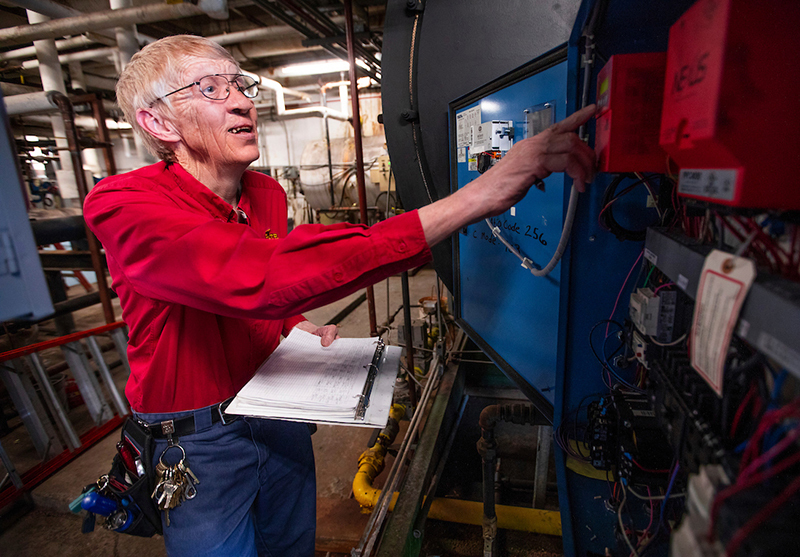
left=678, top=169, right=738, bottom=202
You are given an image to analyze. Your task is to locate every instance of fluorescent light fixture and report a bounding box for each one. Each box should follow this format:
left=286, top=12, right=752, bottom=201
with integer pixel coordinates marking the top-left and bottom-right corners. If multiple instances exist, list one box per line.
left=105, top=120, right=132, bottom=130
left=279, top=59, right=350, bottom=77
left=25, top=135, right=39, bottom=142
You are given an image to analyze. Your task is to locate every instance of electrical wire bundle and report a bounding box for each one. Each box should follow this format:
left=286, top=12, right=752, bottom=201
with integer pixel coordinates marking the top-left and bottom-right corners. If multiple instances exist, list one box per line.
left=598, top=173, right=670, bottom=242
left=708, top=396, right=800, bottom=556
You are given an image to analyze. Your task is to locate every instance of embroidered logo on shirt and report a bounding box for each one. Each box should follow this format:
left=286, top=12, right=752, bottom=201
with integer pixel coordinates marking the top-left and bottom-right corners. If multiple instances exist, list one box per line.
left=265, top=229, right=279, bottom=240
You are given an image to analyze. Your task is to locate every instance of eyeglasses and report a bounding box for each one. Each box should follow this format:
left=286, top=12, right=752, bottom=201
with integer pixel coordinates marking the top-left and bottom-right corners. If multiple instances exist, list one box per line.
left=158, top=74, right=260, bottom=102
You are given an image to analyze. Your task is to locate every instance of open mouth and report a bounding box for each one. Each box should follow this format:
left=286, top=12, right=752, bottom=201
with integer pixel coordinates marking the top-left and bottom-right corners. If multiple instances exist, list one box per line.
left=228, top=126, right=253, bottom=134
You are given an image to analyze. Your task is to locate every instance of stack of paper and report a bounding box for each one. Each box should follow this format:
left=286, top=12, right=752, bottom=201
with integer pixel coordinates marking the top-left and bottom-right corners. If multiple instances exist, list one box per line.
left=226, top=328, right=400, bottom=427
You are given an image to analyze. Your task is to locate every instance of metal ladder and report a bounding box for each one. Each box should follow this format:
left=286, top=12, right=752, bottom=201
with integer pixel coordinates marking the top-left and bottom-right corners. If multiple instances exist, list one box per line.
left=0, top=321, right=130, bottom=505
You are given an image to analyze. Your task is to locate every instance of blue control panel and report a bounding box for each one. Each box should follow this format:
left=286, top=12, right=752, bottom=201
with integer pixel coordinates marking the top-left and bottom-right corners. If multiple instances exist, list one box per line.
left=451, top=54, right=569, bottom=413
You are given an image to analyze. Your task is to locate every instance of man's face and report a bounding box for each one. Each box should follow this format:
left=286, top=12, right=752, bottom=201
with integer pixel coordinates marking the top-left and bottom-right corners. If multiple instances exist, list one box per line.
left=164, top=57, right=260, bottom=171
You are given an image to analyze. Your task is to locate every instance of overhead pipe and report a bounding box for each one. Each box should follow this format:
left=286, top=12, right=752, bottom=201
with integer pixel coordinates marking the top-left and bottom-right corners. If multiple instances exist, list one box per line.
left=0, top=3, right=207, bottom=48
left=0, top=35, right=103, bottom=62
left=4, top=90, right=58, bottom=116
left=343, top=0, right=377, bottom=337
left=20, top=47, right=116, bottom=70
left=252, top=76, right=352, bottom=122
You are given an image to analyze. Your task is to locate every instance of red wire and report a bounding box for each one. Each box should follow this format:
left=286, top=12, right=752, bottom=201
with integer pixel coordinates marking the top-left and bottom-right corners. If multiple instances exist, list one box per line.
left=725, top=473, right=800, bottom=557
left=606, top=250, right=644, bottom=337
left=741, top=401, right=800, bottom=471
left=708, top=449, right=800, bottom=540
left=730, top=384, right=757, bottom=438
left=740, top=424, right=800, bottom=482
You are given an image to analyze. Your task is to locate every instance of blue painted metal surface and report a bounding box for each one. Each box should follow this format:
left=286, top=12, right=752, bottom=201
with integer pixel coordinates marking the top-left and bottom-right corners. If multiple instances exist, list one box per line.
left=454, top=60, right=569, bottom=409
left=0, top=89, right=54, bottom=322
left=448, top=1, right=699, bottom=554
left=554, top=1, right=697, bottom=556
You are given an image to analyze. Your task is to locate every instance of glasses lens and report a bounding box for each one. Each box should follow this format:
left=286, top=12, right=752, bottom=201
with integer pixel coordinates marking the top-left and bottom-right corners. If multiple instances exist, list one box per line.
left=197, top=75, right=229, bottom=100
left=234, top=75, right=259, bottom=98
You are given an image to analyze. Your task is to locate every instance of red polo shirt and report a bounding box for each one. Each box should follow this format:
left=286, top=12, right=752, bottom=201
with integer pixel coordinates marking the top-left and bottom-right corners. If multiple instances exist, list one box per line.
left=84, top=162, right=432, bottom=412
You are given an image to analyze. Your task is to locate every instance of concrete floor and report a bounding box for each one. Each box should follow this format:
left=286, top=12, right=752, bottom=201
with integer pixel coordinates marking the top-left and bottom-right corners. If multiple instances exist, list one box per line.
left=0, top=268, right=441, bottom=556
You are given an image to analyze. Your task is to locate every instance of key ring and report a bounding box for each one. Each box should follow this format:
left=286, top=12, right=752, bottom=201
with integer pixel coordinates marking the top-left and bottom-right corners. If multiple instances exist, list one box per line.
left=158, top=443, right=186, bottom=467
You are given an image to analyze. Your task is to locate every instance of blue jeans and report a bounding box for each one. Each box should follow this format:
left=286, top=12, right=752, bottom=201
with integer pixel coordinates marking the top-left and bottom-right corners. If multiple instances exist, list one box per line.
left=135, top=405, right=316, bottom=557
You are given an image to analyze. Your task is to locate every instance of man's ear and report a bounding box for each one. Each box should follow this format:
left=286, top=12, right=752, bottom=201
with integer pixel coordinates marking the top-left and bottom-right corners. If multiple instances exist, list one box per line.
left=136, top=107, right=181, bottom=144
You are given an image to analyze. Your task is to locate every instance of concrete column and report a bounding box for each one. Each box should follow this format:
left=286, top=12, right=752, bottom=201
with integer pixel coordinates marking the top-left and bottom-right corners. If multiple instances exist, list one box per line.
left=27, top=9, right=79, bottom=204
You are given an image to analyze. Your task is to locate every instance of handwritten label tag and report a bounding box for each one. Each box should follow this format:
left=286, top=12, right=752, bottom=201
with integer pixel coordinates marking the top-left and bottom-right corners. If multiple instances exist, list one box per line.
left=690, top=250, right=756, bottom=396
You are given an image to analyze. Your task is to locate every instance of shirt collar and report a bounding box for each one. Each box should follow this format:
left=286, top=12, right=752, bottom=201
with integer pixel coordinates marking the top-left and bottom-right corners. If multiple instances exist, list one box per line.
left=166, top=162, right=251, bottom=223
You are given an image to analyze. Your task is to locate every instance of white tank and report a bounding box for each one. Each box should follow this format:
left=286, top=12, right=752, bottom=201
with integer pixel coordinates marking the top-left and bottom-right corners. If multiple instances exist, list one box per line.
left=299, top=135, right=387, bottom=211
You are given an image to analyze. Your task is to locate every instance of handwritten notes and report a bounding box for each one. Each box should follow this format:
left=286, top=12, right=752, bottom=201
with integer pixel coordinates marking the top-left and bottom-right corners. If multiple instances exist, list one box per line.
left=226, top=329, right=400, bottom=427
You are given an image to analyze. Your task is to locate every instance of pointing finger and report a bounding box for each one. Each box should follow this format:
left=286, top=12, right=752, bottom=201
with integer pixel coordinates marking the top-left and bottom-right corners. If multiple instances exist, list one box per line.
left=550, top=104, right=596, bottom=134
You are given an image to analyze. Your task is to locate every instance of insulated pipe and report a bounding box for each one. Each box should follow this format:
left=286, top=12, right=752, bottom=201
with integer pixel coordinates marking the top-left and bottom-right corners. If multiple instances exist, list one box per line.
left=0, top=3, right=205, bottom=47
left=343, top=0, right=377, bottom=338
left=0, top=35, right=101, bottom=62
left=4, top=90, right=58, bottom=115
left=253, top=76, right=352, bottom=122
left=110, top=0, right=138, bottom=72
left=20, top=47, right=116, bottom=70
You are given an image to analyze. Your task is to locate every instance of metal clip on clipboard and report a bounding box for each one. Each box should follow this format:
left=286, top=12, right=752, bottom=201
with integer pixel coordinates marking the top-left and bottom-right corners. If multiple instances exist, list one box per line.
left=354, top=338, right=385, bottom=420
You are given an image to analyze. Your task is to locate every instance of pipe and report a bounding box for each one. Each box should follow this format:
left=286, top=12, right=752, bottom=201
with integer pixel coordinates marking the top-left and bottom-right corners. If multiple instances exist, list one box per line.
left=252, top=76, right=351, bottom=123
left=20, top=47, right=116, bottom=70
left=72, top=93, right=117, bottom=176
left=110, top=0, right=137, bottom=72
left=343, top=0, right=377, bottom=338
left=401, top=271, right=418, bottom=409
left=198, top=0, right=228, bottom=21
left=28, top=10, right=78, bottom=203
left=3, top=90, right=58, bottom=115
left=321, top=87, right=335, bottom=207
left=0, top=35, right=101, bottom=62
left=352, top=404, right=405, bottom=510
left=477, top=404, right=543, bottom=556
left=352, top=491, right=561, bottom=537
left=29, top=215, right=86, bottom=244
left=0, top=3, right=205, bottom=48
left=356, top=352, right=443, bottom=556
left=50, top=92, right=115, bottom=325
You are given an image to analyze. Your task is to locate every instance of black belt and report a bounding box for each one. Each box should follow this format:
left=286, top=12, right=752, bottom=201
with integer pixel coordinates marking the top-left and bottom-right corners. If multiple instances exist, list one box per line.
left=142, top=398, right=236, bottom=440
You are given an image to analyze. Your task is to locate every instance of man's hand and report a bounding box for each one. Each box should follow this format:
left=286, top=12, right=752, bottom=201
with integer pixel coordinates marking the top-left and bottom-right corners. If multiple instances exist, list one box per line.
left=418, top=104, right=597, bottom=247
left=293, top=320, right=340, bottom=347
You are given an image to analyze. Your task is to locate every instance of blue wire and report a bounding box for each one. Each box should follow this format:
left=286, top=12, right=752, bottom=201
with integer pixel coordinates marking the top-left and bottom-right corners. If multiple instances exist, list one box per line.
left=658, top=462, right=681, bottom=532
left=771, top=369, right=788, bottom=405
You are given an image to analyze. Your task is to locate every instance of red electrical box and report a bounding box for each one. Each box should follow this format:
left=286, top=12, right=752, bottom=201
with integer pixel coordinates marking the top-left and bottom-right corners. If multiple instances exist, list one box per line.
left=595, top=52, right=668, bottom=173
left=660, top=0, right=800, bottom=210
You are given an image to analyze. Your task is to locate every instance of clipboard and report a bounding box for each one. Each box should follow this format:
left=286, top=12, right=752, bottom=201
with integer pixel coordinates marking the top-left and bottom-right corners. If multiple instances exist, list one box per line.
left=225, top=329, right=401, bottom=428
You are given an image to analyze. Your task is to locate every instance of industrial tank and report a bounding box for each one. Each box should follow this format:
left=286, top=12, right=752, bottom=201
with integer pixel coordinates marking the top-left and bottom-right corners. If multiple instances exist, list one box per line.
left=299, top=135, right=387, bottom=211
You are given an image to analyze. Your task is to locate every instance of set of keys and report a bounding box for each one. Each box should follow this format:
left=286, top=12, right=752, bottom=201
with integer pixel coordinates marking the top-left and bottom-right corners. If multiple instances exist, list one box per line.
left=151, top=444, right=199, bottom=527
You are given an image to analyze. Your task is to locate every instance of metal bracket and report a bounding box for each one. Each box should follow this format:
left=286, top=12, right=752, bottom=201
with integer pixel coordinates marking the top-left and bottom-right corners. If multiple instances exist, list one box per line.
left=405, top=0, right=425, bottom=13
